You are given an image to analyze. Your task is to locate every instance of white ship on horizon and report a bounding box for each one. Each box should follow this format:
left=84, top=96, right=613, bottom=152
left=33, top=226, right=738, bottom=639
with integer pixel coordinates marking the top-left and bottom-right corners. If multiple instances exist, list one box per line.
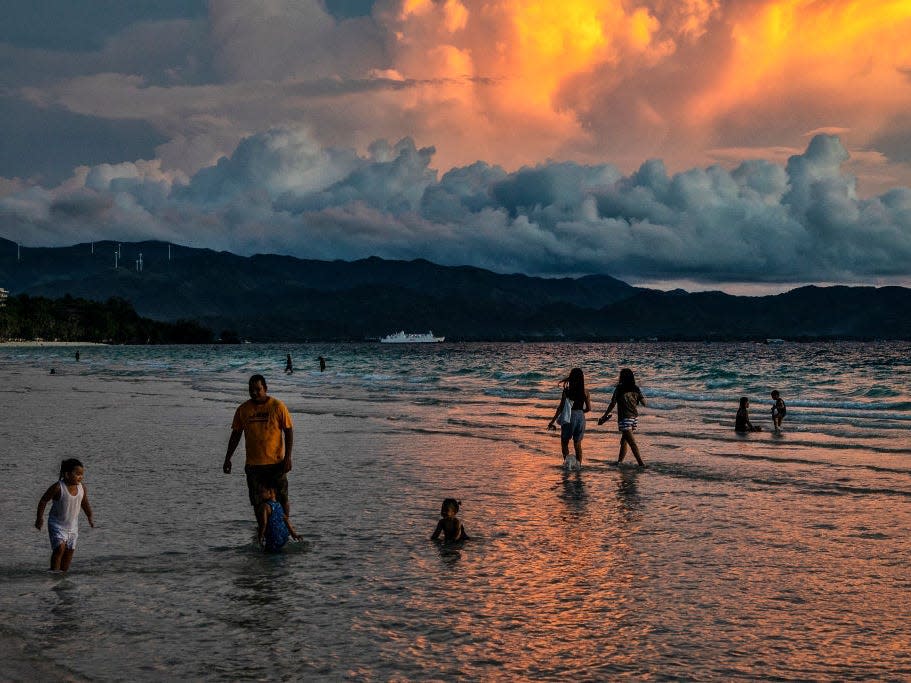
left=380, top=330, right=445, bottom=343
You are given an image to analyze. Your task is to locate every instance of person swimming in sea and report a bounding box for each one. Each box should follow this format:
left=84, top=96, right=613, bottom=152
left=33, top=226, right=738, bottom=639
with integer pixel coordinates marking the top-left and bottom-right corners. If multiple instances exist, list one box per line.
left=431, top=498, right=468, bottom=543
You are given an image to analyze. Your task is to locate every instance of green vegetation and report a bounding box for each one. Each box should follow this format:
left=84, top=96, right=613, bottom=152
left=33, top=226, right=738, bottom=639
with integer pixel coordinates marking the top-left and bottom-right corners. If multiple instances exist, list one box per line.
left=0, top=294, right=213, bottom=344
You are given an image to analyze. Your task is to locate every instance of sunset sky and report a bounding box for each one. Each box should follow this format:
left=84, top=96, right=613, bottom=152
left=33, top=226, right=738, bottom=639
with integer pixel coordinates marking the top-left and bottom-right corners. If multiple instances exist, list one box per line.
left=2, top=0, right=911, bottom=292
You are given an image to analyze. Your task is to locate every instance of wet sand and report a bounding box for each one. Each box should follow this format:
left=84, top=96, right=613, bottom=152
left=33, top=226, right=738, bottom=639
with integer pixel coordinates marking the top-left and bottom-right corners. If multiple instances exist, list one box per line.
left=0, top=627, right=87, bottom=682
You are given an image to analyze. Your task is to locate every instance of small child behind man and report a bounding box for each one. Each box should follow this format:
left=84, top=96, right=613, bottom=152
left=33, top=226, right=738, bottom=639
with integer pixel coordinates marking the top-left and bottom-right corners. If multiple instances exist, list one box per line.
left=431, top=498, right=469, bottom=543
left=257, top=484, right=301, bottom=552
left=771, top=390, right=787, bottom=433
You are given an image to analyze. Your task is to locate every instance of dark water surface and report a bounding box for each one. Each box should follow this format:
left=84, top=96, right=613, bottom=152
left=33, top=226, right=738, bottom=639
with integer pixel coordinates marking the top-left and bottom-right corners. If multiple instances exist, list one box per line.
left=1, top=342, right=909, bottom=680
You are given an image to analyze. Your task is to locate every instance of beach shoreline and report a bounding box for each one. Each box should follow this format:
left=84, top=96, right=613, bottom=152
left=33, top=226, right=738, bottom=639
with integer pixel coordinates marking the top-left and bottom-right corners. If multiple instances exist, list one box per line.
left=0, top=341, right=107, bottom=347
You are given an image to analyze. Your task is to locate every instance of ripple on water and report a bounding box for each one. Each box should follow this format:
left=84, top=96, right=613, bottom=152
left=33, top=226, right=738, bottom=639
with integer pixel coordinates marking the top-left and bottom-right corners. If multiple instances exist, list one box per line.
left=1, top=342, right=910, bottom=679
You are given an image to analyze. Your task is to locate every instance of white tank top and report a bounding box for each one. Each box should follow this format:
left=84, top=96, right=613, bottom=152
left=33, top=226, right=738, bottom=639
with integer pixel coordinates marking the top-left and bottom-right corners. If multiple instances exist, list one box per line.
left=49, top=481, right=84, bottom=531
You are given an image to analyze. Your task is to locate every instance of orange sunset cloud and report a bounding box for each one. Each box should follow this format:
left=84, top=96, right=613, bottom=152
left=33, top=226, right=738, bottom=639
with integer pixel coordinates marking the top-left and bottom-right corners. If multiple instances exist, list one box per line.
left=690, top=1, right=911, bottom=124
left=368, top=0, right=911, bottom=191
left=3, top=0, right=911, bottom=287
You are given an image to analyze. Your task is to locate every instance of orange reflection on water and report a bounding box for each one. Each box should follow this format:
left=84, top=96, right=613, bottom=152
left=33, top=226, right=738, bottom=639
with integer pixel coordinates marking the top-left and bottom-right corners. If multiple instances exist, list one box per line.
left=424, top=405, right=652, bottom=675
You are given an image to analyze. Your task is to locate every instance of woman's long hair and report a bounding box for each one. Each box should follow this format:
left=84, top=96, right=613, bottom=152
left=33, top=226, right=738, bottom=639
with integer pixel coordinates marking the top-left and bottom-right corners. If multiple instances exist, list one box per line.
left=565, top=368, right=585, bottom=403
left=617, top=368, right=638, bottom=395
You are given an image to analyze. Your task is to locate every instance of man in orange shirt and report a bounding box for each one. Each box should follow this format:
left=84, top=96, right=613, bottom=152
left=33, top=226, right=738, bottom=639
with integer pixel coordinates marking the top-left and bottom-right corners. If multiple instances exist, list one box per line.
left=223, top=374, right=294, bottom=516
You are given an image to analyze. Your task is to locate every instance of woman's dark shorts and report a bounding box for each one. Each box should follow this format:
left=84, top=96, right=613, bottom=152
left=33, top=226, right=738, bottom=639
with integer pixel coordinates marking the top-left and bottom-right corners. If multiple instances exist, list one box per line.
left=244, top=463, right=289, bottom=511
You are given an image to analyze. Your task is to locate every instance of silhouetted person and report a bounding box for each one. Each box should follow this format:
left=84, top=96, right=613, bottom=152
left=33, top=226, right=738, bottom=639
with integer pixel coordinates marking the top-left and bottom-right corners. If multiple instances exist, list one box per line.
left=735, top=396, right=762, bottom=432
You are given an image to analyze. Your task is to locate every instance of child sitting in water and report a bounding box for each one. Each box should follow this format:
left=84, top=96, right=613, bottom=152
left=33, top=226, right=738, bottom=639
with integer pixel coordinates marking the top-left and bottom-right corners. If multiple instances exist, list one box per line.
left=257, top=484, right=301, bottom=552
left=771, top=390, right=787, bottom=433
left=35, top=458, right=95, bottom=572
left=735, top=397, right=762, bottom=432
left=431, top=498, right=469, bottom=543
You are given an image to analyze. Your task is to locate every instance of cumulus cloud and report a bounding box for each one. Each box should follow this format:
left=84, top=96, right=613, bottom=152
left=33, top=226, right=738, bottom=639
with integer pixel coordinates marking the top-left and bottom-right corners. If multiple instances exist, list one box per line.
left=2, top=129, right=909, bottom=289
left=208, top=0, right=386, bottom=82
left=5, top=0, right=911, bottom=198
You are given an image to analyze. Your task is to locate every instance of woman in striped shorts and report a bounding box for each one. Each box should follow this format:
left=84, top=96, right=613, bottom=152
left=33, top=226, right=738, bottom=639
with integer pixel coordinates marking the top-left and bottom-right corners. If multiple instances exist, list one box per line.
left=598, top=368, right=647, bottom=466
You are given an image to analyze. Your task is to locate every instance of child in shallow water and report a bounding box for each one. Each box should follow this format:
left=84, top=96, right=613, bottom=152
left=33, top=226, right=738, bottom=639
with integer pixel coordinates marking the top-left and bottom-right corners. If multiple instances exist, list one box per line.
left=431, top=498, right=469, bottom=542
left=257, top=484, right=301, bottom=552
left=771, top=390, right=787, bottom=433
left=35, top=458, right=95, bottom=572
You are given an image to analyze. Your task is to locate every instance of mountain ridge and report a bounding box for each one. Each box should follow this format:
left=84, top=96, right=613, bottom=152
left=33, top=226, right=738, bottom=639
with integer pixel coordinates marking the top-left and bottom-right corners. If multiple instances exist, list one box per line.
left=1, top=238, right=908, bottom=341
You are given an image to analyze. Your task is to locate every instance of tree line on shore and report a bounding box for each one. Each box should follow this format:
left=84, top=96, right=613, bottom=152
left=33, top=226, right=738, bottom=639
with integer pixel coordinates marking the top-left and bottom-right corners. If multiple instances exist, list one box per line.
left=0, top=294, right=214, bottom=344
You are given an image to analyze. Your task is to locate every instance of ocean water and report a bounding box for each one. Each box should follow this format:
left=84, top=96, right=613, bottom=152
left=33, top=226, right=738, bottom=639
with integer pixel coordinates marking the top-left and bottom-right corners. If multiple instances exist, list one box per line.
left=1, top=342, right=910, bottom=681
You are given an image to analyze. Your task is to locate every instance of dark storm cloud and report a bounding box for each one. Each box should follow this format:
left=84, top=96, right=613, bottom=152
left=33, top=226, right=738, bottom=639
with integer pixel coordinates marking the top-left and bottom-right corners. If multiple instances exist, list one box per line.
left=0, top=0, right=207, bottom=51
left=490, top=163, right=620, bottom=219
left=0, top=7, right=213, bottom=182
left=0, top=16, right=214, bottom=90
left=870, top=116, right=911, bottom=166
left=50, top=194, right=113, bottom=220
left=323, top=0, right=376, bottom=19
left=2, top=130, right=909, bottom=287
left=0, top=96, right=168, bottom=184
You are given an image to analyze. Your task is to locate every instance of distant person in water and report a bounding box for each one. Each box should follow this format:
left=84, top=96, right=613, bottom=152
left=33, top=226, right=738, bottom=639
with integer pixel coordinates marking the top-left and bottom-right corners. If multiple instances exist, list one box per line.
left=431, top=498, right=468, bottom=543
left=223, top=375, right=294, bottom=520
left=599, top=368, right=647, bottom=467
left=735, top=397, right=762, bottom=433
left=35, top=458, right=95, bottom=572
left=285, top=354, right=293, bottom=374
left=547, top=368, right=592, bottom=469
left=771, top=390, right=787, bottom=433
left=75, top=350, right=80, bottom=362
left=257, top=483, right=301, bottom=552
left=318, top=356, right=326, bottom=372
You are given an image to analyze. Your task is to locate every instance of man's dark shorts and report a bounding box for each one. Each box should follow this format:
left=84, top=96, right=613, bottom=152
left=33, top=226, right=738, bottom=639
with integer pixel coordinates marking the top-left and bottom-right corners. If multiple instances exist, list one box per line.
left=244, top=463, right=289, bottom=511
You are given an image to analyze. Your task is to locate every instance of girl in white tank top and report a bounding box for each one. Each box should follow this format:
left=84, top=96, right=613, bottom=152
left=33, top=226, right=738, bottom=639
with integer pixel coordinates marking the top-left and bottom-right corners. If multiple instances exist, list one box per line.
left=35, top=458, right=95, bottom=572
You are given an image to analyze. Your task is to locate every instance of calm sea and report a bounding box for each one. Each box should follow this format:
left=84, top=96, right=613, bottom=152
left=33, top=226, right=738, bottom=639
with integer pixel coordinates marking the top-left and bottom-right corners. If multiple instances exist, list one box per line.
left=1, top=342, right=910, bottom=681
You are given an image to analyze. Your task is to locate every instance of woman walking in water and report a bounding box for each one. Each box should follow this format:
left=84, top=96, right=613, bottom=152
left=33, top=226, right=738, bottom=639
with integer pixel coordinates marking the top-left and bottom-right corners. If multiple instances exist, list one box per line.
left=547, top=368, right=591, bottom=469
left=599, top=368, right=647, bottom=467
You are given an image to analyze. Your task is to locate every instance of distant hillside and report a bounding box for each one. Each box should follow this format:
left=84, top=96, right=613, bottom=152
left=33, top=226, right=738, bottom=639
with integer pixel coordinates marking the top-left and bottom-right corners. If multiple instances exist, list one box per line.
left=0, top=293, right=213, bottom=344
left=1, top=238, right=909, bottom=341
left=592, top=287, right=911, bottom=340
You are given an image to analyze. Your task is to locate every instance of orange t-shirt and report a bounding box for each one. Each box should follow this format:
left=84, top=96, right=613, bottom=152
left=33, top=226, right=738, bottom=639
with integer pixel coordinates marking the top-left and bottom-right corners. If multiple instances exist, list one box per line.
left=231, top=396, right=293, bottom=466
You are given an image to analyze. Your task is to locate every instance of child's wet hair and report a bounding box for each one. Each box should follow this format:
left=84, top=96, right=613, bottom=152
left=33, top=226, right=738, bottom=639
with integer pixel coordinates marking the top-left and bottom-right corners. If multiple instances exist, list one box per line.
left=739, top=396, right=749, bottom=408
left=771, top=390, right=780, bottom=398
left=59, top=458, right=84, bottom=478
left=440, top=498, right=461, bottom=516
